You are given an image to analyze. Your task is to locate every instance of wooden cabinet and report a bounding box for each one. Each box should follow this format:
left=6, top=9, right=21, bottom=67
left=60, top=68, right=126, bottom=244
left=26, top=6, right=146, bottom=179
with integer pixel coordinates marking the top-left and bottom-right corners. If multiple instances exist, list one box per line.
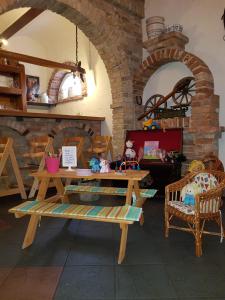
left=0, top=63, right=26, bottom=111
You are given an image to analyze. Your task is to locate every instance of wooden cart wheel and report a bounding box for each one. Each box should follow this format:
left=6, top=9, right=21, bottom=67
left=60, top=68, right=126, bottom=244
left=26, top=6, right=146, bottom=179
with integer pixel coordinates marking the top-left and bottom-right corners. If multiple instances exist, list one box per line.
left=144, top=94, right=166, bottom=117
left=172, top=76, right=195, bottom=106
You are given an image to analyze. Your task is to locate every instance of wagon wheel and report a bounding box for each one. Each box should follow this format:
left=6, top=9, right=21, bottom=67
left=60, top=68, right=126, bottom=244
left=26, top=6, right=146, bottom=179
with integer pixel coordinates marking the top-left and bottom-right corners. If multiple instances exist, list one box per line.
left=172, top=76, right=195, bottom=107
left=144, top=94, right=166, bottom=118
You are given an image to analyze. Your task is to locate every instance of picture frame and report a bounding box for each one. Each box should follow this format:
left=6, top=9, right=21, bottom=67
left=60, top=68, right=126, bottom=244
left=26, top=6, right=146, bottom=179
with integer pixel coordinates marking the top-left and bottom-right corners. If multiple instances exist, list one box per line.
left=26, top=75, right=40, bottom=101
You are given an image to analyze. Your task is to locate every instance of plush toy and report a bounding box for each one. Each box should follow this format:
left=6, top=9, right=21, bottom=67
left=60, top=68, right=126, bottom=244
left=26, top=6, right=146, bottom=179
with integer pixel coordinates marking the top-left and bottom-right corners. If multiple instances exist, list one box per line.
left=99, top=158, right=111, bottom=173
left=125, top=140, right=136, bottom=160
left=188, top=160, right=205, bottom=173
left=89, top=157, right=101, bottom=173
left=181, top=182, right=201, bottom=205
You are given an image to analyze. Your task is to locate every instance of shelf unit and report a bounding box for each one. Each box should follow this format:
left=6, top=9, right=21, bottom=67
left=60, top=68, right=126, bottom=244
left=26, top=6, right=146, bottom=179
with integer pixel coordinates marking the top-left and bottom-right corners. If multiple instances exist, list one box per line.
left=0, top=63, right=26, bottom=111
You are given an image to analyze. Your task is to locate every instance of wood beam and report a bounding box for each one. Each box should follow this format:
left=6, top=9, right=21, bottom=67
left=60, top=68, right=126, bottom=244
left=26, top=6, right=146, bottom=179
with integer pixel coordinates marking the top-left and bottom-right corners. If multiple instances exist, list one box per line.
left=0, top=9, right=44, bottom=40
left=0, top=49, right=85, bottom=73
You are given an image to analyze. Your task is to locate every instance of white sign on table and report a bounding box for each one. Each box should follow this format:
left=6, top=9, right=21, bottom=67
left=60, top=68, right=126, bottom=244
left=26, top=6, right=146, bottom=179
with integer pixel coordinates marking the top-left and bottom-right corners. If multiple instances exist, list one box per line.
left=62, top=146, right=77, bottom=171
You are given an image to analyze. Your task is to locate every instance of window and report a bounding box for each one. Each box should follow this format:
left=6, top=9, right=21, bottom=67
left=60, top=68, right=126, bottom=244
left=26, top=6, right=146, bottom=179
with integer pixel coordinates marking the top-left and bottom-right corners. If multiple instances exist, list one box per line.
left=58, top=71, right=87, bottom=102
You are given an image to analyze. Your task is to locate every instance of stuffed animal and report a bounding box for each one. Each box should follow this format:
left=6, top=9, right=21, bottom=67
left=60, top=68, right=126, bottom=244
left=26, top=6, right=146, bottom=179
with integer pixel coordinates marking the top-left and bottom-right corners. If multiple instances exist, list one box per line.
left=89, top=157, right=101, bottom=173
left=188, top=160, right=205, bottom=173
left=99, top=158, right=111, bottom=173
left=181, top=182, right=201, bottom=205
left=125, top=140, right=136, bottom=160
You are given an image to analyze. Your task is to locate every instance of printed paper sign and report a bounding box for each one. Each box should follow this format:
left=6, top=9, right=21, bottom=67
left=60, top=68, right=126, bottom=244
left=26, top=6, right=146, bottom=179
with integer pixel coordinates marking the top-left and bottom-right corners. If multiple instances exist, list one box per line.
left=62, top=146, right=77, bottom=170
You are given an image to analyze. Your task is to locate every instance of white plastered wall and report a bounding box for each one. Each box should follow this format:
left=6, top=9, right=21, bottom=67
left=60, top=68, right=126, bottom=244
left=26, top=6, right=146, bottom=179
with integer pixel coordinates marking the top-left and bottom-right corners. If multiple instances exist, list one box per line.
left=144, top=0, right=225, bottom=166
left=0, top=9, right=112, bottom=135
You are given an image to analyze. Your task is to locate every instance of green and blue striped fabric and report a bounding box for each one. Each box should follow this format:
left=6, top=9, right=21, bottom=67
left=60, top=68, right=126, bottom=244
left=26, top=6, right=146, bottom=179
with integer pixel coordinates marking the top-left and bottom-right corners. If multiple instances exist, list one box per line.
left=65, top=185, right=157, bottom=199
left=9, top=200, right=142, bottom=222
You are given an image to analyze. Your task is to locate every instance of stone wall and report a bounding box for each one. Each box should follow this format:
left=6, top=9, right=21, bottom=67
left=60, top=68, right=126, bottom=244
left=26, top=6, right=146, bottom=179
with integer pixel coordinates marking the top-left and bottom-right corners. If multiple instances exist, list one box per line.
left=0, top=115, right=101, bottom=185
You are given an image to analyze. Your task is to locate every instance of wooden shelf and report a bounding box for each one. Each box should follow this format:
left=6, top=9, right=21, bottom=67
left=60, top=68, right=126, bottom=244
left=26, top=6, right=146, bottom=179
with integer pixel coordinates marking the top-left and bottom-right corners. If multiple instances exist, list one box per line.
left=0, top=64, right=22, bottom=74
left=0, top=109, right=105, bottom=121
left=0, top=86, right=22, bottom=95
left=0, top=62, right=26, bottom=111
left=27, top=101, right=56, bottom=107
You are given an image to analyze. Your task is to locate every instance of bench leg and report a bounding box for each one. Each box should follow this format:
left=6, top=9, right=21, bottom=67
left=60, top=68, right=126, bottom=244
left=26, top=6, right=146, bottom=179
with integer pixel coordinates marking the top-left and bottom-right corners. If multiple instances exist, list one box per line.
left=118, top=223, right=128, bottom=264
left=22, top=215, right=39, bottom=249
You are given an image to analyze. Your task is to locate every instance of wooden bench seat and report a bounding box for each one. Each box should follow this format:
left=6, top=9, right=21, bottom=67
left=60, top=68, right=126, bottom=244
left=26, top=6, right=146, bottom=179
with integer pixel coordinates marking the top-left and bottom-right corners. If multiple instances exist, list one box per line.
left=9, top=200, right=142, bottom=264
left=65, top=185, right=157, bottom=206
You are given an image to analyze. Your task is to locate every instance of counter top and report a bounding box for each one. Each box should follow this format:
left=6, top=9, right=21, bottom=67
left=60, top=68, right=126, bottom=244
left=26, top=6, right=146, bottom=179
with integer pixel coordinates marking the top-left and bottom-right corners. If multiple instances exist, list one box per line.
left=0, top=110, right=105, bottom=121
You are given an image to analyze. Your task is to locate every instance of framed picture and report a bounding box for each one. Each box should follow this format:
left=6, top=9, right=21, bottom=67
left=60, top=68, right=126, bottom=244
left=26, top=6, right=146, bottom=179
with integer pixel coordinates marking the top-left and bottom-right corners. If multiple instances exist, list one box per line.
left=143, top=140, right=159, bottom=159
left=26, top=75, right=40, bottom=101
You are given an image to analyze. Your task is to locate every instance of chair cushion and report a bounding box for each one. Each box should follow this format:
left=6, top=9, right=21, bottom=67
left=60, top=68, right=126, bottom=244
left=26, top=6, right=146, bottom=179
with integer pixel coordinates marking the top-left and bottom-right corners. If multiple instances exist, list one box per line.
left=193, top=172, right=218, bottom=192
left=168, top=201, right=195, bottom=215
left=180, top=172, right=218, bottom=205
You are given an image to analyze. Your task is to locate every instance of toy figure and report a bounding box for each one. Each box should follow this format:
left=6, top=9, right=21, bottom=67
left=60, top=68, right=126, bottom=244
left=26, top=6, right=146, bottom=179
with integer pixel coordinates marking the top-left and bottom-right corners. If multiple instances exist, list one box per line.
left=89, top=157, right=101, bottom=173
left=125, top=140, right=136, bottom=160
left=181, top=182, right=201, bottom=205
left=99, top=158, right=111, bottom=173
left=143, top=118, right=160, bottom=130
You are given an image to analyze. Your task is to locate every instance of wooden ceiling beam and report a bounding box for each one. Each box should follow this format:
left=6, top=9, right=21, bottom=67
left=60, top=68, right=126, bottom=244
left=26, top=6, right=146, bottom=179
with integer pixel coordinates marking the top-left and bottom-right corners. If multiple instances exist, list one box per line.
left=0, top=8, right=44, bottom=40
left=0, top=49, right=85, bottom=73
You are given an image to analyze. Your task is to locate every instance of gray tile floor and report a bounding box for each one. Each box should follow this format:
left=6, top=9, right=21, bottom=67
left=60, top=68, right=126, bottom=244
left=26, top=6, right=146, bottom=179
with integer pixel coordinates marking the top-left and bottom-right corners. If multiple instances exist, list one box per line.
left=1, top=194, right=225, bottom=300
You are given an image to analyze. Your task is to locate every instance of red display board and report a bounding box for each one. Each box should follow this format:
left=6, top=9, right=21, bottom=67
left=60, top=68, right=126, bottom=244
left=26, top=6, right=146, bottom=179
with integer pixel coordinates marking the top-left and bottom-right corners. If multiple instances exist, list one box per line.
left=125, top=129, right=183, bottom=155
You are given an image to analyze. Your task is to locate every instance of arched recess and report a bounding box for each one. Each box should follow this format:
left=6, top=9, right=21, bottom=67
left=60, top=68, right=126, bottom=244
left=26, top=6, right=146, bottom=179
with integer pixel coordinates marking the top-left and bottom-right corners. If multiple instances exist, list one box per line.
left=48, top=61, right=87, bottom=103
left=133, top=47, right=221, bottom=160
left=1, top=0, right=144, bottom=157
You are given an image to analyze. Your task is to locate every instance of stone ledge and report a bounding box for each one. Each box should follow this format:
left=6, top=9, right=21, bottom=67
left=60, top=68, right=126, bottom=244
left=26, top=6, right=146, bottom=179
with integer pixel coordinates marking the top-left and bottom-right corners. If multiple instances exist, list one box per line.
left=143, top=32, right=189, bottom=53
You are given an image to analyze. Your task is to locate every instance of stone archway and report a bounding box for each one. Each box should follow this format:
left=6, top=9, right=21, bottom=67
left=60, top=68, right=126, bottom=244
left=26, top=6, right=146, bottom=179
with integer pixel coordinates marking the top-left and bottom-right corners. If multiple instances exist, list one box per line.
left=133, top=45, right=221, bottom=161
left=0, top=0, right=144, bottom=157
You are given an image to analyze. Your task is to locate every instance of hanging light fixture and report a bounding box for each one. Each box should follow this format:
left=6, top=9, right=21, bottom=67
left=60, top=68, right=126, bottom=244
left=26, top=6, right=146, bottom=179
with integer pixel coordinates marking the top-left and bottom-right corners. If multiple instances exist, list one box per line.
left=87, top=40, right=96, bottom=95
left=74, top=25, right=84, bottom=82
left=0, top=37, right=8, bottom=48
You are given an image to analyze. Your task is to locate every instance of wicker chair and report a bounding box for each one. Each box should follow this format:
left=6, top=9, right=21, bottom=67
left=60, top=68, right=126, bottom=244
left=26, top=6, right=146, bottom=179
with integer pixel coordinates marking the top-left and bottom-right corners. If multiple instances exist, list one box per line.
left=165, top=170, right=225, bottom=256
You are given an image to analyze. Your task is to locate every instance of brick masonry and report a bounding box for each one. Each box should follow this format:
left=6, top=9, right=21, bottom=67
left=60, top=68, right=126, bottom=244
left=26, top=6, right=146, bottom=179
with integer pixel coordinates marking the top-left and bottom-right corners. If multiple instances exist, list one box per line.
left=0, top=0, right=144, bottom=159
left=0, top=1, right=221, bottom=164
left=134, top=32, right=221, bottom=161
left=0, top=115, right=101, bottom=185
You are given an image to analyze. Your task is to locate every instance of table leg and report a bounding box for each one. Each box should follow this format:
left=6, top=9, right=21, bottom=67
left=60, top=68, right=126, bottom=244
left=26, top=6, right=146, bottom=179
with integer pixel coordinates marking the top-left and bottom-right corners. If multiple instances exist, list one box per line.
left=126, top=180, right=134, bottom=205
left=118, top=223, right=128, bottom=264
left=53, top=178, right=69, bottom=203
left=36, top=177, right=50, bottom=201
left=133, top=181, right=144, bottom=225
left=22, top=215, right=39, bottom=249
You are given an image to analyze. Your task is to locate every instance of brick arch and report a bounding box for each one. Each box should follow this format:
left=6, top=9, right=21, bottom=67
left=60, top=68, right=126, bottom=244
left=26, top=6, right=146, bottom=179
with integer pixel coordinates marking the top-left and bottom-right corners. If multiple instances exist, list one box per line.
left=1, top=0, right=144, bottom=157
left=48, top=121, right=95, bottom=137
left=134, top=48, right=214, bottom=99
left=133, top=47, right=220, bottom=160
left=0, top=119, right=27, bottom=135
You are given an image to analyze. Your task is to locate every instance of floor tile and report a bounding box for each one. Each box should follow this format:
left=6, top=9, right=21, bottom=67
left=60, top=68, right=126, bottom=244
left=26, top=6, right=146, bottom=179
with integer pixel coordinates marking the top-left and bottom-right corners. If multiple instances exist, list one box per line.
left=166, top=262, right=225, bottom=298
left=16, top=227, right=74, bottom=267
left=54, top=266, right=115, bottom=299
left=0, top=268, right=13, bottom=285
left=115, top=265, right=177, bottom=299
left=0, top=266, right=62, bottom=300
left=66, top=232, right=115, bottom=266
